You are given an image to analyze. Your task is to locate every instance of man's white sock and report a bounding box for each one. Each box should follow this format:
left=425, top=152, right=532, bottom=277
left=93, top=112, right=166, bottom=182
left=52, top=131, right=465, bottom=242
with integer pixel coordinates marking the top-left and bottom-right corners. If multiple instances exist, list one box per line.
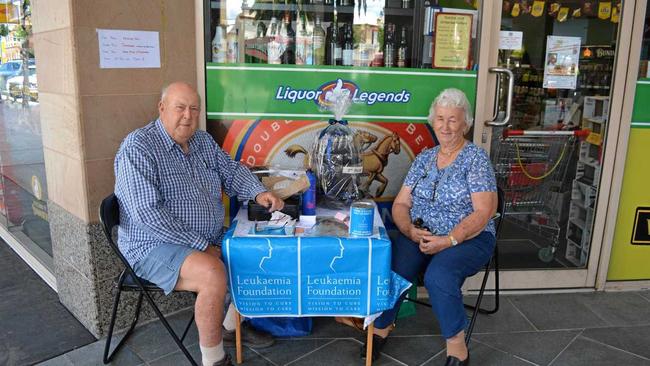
left=200, top=341, right=225, bottom=366
left=223, top=303, right=239, bottom=332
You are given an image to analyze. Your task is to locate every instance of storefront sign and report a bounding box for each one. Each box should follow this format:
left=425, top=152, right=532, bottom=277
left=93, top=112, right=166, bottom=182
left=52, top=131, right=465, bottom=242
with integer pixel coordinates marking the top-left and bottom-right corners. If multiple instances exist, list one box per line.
left=97, top=29, right=161, bottom=69
left=631, top=207, right=650, bottom=245
left=206, top=65, right=476, bottom=120
left=543, top=36, right=581, bottom=89
left=433, top=13, right=473, bottom=70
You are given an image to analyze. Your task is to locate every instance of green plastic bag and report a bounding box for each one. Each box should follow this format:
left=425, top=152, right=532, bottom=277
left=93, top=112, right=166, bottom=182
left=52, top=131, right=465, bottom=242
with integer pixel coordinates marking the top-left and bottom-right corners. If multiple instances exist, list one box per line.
left=397, top=285, right=417, bottom=319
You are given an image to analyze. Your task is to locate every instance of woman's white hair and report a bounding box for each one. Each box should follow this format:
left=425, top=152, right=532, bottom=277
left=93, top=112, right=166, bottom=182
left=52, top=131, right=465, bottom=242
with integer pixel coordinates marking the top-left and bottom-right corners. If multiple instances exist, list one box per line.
left=427, top=88, right=474, bottom=130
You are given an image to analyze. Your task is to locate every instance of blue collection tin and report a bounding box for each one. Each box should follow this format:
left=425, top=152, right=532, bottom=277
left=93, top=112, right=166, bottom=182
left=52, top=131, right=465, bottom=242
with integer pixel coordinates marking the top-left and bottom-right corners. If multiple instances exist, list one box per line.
left=349, top=200, right=375, bottom=236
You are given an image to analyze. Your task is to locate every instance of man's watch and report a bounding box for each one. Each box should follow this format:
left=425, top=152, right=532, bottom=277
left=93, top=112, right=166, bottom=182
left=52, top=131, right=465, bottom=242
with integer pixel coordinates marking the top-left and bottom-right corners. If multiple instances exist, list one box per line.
left=448, top=235, right=458, bottom=247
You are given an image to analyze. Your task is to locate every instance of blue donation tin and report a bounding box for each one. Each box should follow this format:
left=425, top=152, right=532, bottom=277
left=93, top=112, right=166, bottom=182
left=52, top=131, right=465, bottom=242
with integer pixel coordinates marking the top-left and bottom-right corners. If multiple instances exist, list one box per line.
left=349, top=200, right=375, bottom=236
left=302, top=169, right=317, bottom=216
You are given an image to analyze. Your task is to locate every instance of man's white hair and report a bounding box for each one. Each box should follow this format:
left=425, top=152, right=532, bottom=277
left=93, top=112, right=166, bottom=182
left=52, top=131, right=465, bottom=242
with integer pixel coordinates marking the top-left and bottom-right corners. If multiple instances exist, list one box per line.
left=427, top=88, right=474, bottom=129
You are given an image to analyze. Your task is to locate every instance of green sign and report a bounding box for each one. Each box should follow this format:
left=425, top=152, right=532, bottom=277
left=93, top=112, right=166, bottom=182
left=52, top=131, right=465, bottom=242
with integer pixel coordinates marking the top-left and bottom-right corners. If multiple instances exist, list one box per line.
left=205, top=64, right=477, bottom=122
left=631, top=79, right=650, bottom=128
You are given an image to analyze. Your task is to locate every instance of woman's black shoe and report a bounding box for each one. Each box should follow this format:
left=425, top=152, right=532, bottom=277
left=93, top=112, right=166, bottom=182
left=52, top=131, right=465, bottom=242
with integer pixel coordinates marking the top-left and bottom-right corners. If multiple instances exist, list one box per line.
left=360, top=334, right=388, bottom=361
left=444, top=354, right=470, bottom=366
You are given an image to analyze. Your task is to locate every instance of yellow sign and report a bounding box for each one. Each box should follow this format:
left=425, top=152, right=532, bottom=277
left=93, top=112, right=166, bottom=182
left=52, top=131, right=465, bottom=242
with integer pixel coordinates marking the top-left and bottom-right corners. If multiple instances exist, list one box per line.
left=433, top=13, right=473, bottom=70
left=586, top=132, right=602, bottom=146
left=531, top=1, right=545, bottom=17
left=511, top=3, right=521, bottom=17
left=611, top=6, right=619, bottom=23
left=598, top=2, right=612, bottom=20
left=558, top=7, right=569, bottom=22
left=0, top=4, right=19, bottom=24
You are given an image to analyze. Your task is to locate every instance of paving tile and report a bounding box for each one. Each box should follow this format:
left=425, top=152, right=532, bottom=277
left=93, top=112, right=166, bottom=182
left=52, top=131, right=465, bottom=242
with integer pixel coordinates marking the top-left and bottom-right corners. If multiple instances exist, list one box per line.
left=120, top=310, right=198, bottom=361
left=381, top=335, right=446, bottom=365
left=464, top=296, right=538, bottom=334
left=475, top=330, right=580, bottom=365
left=582, top=325, right=650, bottom=360
left=0, top=301, right=95, bottom=366
left=304, top=317, right=366, bottom=340
left=147, top=343, right=202, bottom=366
left=578, top=292, right=650, bottom=327
left=288, top=339, right=403, bottom=366
left=422, top=341, right=534, bottom=366
left=638, top=291, right=650, bottom=302
left=0, top=277, right=59, bottom=312
left=35, top=354, right=75, bottom=366
left=550, top=336, right=650, bottom=366
left=252, top=338, right=333, bottom=365
left=509, top=293, right=608, bottom=330
left=62, top=340, right=144, bottom=365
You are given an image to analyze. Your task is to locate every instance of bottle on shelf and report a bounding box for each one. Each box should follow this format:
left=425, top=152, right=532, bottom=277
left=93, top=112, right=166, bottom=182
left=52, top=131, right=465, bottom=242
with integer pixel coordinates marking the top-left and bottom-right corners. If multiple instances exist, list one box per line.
left=397, top=25, right=408, bottom=68
left=342, top=23, right=354, bottom=66
left=226, top=27, right=239, bottom=63
left=384, top=23, right=396, bottom=67
left=312, top=16, right=326, bottom=65
left=266, top=17, right=282, bottom=64
left=296, top=13, right=314, bottom=65
left=402, top=0, right=411, bottom=8
left=212, top=25, right=227, bottom=63
left=280, top=12, right=296, bottom=64
left=326, top=21, right=342, bottom=65
left=340, top=0, right=352, bottom=6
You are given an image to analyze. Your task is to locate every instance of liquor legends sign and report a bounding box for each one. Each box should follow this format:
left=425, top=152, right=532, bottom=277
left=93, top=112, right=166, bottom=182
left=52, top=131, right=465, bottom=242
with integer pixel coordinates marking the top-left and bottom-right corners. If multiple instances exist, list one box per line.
left=275, top=79, right=411, bottom=106
left=206, top=64, right=477, bottom=120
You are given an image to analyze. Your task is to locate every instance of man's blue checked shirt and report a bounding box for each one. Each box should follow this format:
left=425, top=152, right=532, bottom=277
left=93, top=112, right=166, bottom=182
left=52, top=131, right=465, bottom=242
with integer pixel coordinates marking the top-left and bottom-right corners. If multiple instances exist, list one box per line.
left=114, top=119, right=266, bottom=266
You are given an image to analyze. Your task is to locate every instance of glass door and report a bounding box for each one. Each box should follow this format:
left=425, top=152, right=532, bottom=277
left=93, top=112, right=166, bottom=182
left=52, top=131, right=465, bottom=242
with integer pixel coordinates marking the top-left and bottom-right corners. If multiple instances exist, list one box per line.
left=471, top=0, right=633, bottom=289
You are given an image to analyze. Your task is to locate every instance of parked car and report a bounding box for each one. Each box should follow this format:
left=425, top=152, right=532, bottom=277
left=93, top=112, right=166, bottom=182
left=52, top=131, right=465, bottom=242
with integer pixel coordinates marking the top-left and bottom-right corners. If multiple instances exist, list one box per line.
left=7, top=65, right=37, bottom=102
left=0, top=59, right=35, bottom=92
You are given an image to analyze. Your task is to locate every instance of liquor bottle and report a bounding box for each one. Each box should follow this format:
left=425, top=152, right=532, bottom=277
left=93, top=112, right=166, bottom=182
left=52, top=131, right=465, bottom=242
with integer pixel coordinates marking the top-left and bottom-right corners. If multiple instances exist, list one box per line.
left=266, top=17, right=281, bottom=64
left=280, top=12, right=296, bottom=64
left=397, top=26, right=408, bottom=68
left=401, top=0, right=411, bottom=8
left=226, top=27, right=239, bottom=63
left=324, top=0, right=333, bottom=5
left=342, top=23, right=353, bottom=66
left=312, top=16, right=326, bottom=65
left=384, top=23, right=396, bottom=67
left=296, top=14, right=313, bottom=65
left=212, top=25, right=227, bottom=63
left=340, top=0, right=352, bottom=6
left=326, top=21, right=342, bottom=65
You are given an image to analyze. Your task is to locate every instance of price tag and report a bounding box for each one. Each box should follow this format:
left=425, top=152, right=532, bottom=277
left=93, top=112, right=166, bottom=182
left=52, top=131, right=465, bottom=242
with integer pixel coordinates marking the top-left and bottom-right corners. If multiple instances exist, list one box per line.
left=586, top=132, right=602, bottom=146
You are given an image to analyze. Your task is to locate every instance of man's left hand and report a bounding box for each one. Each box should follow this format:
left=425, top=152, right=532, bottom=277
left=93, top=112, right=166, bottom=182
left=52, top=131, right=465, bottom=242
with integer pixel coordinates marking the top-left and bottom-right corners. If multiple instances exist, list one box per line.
left=255, top=191, right=284, bottom=212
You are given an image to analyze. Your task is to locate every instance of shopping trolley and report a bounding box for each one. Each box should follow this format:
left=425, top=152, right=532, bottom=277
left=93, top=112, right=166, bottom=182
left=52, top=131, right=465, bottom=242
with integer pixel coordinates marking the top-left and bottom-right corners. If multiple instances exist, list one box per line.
left=492, top=129, right=590, bottom=262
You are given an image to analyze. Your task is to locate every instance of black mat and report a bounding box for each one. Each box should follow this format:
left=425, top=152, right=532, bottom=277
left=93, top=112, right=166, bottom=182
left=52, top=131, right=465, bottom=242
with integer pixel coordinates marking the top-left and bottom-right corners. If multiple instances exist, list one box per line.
left=0, top=239, right=95, bottom=366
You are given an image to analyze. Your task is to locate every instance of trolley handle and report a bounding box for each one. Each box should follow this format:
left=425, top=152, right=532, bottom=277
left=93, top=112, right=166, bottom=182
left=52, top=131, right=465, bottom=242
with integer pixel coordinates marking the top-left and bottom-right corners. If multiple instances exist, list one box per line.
left=503, top=129, right=591, bottom=138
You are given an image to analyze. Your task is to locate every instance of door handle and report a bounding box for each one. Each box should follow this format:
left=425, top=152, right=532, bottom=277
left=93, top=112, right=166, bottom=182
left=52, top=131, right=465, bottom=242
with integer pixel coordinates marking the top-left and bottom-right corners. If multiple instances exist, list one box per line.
left=485, top=67, right=514, bottom=127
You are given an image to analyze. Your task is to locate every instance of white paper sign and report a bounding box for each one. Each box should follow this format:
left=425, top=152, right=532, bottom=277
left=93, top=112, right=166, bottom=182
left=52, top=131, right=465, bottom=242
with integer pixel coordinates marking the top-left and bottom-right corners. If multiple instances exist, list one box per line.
left=499, top=31, right=523, bottom=50
left=543, top=35, right=581, bottom=90
left=97, top=29, right=161, bottom=69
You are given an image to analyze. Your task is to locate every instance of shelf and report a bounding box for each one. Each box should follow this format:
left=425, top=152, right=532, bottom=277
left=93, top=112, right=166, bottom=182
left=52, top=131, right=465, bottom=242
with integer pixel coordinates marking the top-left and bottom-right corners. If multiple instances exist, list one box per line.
left=210, top=1, right=412, bottom=16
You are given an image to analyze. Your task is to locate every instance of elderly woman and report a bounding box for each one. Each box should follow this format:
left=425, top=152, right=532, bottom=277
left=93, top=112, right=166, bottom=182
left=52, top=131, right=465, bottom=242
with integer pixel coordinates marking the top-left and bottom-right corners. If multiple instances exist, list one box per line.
left=362, top=88, right=497, bottom=366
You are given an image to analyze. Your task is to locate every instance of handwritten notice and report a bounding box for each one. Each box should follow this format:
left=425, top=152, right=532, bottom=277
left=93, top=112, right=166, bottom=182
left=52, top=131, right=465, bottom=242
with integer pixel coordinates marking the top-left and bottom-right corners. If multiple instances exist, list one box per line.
left=97, top=29, right=160, bottom=69
left=433, top=13, right=473, bottom=70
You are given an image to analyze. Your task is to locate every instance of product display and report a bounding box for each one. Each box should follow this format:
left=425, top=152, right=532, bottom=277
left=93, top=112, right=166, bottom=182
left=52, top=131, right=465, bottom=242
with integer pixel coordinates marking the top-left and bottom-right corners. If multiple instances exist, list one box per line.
left=206, top=0, right=481, bottom=68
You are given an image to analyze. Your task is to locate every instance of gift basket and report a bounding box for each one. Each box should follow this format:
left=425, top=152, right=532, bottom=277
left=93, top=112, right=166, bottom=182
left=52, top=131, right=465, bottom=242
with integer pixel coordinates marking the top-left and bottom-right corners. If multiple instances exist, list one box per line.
left=310, top=82, right=363, bottom=208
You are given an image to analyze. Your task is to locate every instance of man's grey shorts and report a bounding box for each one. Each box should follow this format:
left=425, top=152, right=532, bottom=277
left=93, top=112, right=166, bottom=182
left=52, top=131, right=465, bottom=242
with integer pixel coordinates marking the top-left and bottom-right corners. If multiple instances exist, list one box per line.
left=133, top=243, right=196, bottom=295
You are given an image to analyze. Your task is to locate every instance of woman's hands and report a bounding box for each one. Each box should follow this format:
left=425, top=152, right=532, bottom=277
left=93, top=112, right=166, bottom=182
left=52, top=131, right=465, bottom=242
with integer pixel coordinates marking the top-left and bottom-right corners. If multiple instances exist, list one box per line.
left=418, top=235, right=452, bottom=255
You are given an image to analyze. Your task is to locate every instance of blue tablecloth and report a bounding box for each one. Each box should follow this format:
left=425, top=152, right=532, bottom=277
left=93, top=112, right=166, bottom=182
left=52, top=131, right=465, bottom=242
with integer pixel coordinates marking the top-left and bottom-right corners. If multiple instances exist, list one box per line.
left=223, top=208, right=411, bottom=318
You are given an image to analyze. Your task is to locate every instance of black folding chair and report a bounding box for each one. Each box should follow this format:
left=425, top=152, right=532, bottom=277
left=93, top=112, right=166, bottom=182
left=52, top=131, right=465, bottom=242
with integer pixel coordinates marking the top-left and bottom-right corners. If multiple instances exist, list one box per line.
left=405, top=187, right=505, bottom=346
left=99, top=193, right=197, bottom=365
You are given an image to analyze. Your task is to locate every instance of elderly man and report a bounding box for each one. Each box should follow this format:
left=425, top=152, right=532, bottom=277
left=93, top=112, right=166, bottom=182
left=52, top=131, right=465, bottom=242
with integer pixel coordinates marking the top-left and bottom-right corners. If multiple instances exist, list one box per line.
left=114, top=82, right=283, bottom=366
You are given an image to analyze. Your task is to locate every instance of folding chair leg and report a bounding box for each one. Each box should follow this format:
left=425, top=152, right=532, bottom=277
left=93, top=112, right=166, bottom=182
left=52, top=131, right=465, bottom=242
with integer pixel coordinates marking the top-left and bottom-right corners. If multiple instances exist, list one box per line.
left=464, top=248, right=500, bottom=315
left=140, top=290, right=198, bottom=366
left=235, top=310, right=242, bottom=364
left=103, top=289, right=144, bottom=364
left=180, top=313, right=195, bottom=342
